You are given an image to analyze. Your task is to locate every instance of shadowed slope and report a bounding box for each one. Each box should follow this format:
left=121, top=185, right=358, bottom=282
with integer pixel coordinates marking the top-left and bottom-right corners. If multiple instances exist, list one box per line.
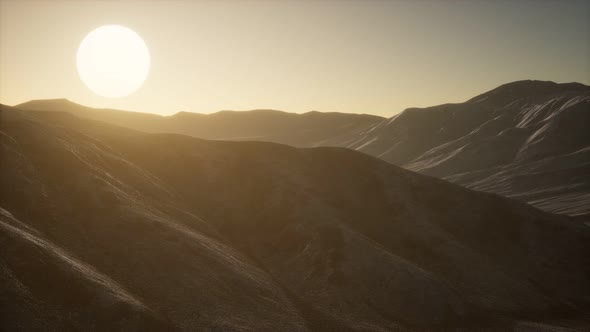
left=0, top=106, right=308, bottom=331
left=0, top=208, right=173, bottom=331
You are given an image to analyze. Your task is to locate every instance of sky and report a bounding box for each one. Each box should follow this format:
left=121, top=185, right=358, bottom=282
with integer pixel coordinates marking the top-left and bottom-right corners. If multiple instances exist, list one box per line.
left=1, top=0, right=589, bottom=116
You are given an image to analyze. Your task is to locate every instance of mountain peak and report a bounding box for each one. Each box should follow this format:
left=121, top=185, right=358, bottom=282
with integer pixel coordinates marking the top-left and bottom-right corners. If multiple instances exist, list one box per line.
left=467, top=80, right=590, bottom=106
left=16, top=98, right=89, bottom=112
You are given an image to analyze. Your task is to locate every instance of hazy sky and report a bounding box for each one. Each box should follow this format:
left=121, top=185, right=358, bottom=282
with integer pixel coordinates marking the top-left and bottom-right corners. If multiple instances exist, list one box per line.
left=1, top=1, right=589, bottom=116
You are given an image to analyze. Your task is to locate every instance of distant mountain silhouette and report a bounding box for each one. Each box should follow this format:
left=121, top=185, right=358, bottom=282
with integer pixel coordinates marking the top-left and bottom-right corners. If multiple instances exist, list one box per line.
left=1, top=104, right=589, bottom=330
left=16, top=99, right=383, bottom=147
left=15, top=80, right=590, bottom=216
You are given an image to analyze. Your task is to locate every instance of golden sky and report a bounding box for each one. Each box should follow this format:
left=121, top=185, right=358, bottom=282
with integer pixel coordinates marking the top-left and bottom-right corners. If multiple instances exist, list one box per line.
left=1, top=1, right=589, bottom=116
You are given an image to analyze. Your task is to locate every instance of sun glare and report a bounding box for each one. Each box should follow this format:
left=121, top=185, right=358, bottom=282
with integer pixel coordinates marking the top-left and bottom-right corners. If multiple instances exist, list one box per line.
left=76, top=25, right=150, bottom=98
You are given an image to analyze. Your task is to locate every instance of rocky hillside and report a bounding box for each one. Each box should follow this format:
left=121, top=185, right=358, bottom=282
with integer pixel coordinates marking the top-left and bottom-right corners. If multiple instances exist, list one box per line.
left=346, top=80, right=590, bottom=216
left=1, top=105, right=589, bottom=331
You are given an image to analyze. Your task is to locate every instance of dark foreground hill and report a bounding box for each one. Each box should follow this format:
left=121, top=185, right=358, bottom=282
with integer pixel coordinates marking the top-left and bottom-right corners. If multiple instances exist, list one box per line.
left=1, top=105, right=589, bottom=331
left=16, top=81, right=590, bottom=217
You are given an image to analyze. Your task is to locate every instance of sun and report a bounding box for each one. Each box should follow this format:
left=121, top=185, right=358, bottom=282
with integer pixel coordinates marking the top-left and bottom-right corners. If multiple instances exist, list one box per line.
left=76, top=25, right=150, bottom=98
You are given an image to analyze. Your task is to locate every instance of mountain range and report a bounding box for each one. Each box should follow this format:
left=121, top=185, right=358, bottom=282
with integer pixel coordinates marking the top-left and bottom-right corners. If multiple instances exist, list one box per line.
left=1, top=103, right=589, bottom=330
left=16, top=80, right=590, bottom=217
left=15, top=99, right=384, bottom=148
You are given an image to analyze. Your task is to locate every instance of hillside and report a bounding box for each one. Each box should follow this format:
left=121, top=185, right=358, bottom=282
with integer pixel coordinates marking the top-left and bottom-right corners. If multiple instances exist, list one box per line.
left=1, top=105, right=589, bottom=331
left=346, top=80, right=590, bottom=216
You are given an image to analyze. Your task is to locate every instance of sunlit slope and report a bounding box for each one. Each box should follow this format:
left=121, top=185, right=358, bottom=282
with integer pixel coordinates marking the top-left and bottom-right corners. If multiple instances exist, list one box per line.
left=1, top=105, right=589, bottom=330
left=347, top=81, right=590, bottom=216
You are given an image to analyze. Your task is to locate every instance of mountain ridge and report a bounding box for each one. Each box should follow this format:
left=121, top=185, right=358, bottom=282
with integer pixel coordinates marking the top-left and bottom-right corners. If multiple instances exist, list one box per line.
left=467, top=80, right=590, bottom=106
left=15, top=99, right=384, bottom=148
left=12, top=80, right=590, bottom=216
left=17, top=99, right=385, bottom=119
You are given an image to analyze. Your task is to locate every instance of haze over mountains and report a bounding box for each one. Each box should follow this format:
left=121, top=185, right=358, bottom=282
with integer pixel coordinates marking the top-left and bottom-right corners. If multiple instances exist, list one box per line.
left=1, top=104, right=589, bottom=331
left=16, top=98, right=384, bottom=148
left=17, top=80, right=590, bottom=216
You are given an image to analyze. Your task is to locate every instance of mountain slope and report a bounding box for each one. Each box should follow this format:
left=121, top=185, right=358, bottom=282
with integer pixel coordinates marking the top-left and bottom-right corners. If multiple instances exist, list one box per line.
left=346, top=80, right=590, bottom=216
left=1, top=105, right=589, bottom=331
left=0, top=207, right=173, bottom=331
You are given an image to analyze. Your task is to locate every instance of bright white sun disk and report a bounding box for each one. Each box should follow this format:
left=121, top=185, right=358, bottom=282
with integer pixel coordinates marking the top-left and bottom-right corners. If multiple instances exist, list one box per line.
left=77, top=25, right=150, bottom=98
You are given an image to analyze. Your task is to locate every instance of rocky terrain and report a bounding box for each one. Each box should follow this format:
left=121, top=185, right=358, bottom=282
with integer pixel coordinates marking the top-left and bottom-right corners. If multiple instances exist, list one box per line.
left=1, top=104, right=589, bottom=331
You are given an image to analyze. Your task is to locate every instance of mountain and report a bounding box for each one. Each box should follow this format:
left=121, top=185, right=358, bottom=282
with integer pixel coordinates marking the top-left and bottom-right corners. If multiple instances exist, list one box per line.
left=15, top=81, right=590, bottom=217
left=16, top=99, right=383, bottom=148
left=1, top=104, right=589, bottom=331
left=346, top=80, right=590, bottom=216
